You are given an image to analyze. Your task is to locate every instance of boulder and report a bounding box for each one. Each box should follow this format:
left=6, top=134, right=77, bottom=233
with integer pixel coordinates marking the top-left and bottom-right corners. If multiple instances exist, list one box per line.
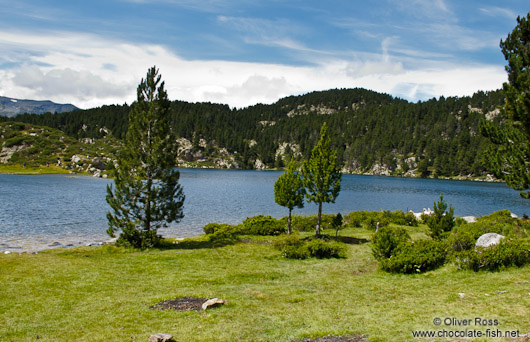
left=476, top=233, right=504, bottom=248
left=201, top=298, right=227, bottom=310
left=148, top=333, right=174, bottom=342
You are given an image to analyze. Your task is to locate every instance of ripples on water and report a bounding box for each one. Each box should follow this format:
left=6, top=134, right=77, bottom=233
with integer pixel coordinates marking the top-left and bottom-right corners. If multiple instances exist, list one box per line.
left=1, top=170, right=528, bottom=252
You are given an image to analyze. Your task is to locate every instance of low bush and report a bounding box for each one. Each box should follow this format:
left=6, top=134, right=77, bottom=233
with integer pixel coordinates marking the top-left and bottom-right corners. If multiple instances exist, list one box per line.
left=274, top=234, right=346, bottom=259
left=243, top=215, right=285, bottom=235
left=344, top=210, right=418, bottom=229
left=289, top=214, right=335, bottom=232
left=306, top=239, right=346, bottom=259
left=454, top=239, right=530, bottom=272
left=381, top=239, right=448, bottom=274
left=203, top=223, right=242, bottom=242
left=208, top=224, right=241, bottom=242
left=371, top=226, right=410, bottom=261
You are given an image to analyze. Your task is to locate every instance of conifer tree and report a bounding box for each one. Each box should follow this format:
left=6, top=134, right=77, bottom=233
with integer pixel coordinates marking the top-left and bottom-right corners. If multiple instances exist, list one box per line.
left=274, top=161, right=305, bottom=234
left=106, top=66, right=184, bottom=248
left=481, top=13, right=530, bottom=198
left=302, top=123, right=342, bottom=238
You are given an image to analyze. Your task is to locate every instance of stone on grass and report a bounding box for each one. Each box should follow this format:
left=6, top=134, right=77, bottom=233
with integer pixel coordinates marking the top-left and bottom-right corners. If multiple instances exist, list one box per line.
left=148, top=333, right=174, bottom=342
left=476, top=233, right=504, bottom=248
left=201, top=298, right=227, bottom=310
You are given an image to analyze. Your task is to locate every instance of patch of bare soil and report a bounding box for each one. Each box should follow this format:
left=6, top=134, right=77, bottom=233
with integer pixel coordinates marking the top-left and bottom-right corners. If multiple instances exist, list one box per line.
left=150, top=297, right=208, bottom=311
left=293, top=334, right=369, bottom=342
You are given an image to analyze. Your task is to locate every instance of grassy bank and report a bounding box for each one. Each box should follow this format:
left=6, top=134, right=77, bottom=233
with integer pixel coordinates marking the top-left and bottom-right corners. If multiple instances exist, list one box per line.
left=1, top=225, right=529, bottom=342
left=0, top=164, right=71, bottom=175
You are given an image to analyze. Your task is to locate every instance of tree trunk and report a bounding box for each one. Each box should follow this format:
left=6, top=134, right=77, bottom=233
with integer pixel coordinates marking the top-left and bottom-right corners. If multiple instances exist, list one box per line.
left=288, top=208, right=292, bottom=235
left=316, top=202, right=322, bottom=238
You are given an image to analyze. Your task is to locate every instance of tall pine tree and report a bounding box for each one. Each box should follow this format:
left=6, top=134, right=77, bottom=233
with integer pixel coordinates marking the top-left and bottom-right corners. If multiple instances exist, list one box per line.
left=302, top=123, right=341, bottom=238
left=106, top=66, right=184, bottom=248
left=481, top=13, right=530, bottom=198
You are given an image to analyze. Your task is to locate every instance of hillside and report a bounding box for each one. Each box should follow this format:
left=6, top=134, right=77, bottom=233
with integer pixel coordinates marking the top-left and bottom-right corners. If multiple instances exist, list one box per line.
left=0, top=96, right=79, bottom=117
left=0, top=88, right=506, bottom=179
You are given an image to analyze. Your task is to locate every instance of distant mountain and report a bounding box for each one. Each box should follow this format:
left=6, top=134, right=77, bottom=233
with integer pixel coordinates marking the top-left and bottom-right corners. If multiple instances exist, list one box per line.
left=0, top=96, right=79, bottom=117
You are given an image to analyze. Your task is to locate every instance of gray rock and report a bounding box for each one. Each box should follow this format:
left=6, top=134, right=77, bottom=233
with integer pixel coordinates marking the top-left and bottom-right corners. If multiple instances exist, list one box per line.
left=148, top=333, right=174, bottom=342
left=476, top=233, right=504, bottom=248
left=201, top=298, right=227, bottom=310
left=461, top=216, right=477, bottom=223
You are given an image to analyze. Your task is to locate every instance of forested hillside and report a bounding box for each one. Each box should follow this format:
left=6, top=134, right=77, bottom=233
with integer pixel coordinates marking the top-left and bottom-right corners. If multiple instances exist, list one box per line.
left=0, top=88, right=505, bottom=178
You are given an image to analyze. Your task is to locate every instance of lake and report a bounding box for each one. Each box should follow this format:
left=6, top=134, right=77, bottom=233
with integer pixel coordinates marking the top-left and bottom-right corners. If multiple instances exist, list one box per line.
left=1, top=169, right=529, bottom=252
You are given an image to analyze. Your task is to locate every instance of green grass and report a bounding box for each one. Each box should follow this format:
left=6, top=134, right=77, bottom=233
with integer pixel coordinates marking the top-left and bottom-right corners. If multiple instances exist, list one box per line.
left=1, top=227, right=529, bottom=342
left=0, top=164, right=71, bottom=174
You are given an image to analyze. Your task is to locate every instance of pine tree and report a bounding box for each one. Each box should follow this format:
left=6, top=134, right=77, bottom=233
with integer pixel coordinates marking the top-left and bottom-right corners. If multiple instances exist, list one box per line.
left=481, top=13, right=530, bottom=198
left=427, top=193, right=454, bottom=240
left=302, top=123, right=342, bottom=238
left=274, top=161, right=305, bottom=234
left=106, top=66, right=184, bottom=248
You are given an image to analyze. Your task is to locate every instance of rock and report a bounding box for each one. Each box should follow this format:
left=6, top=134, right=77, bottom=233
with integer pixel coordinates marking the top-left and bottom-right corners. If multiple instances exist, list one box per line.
left=461, top=216, right=477, bottom=223
left=476, top=233, right=504, bottom=248
left=71, top=155, right=81, bottom=163
left=458, top=293, right=465, bottom=298
left=91, top=157, right=107, bottom=170
left=4, top=251, right=11, bottom=254
left=148, top=333, right=174, bottom=342
left=201, top=298, right=227, bottom=310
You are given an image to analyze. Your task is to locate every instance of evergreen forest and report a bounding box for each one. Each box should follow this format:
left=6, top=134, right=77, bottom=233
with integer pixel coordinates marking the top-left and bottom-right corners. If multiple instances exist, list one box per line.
left=0, top=87, right=506, bottom=178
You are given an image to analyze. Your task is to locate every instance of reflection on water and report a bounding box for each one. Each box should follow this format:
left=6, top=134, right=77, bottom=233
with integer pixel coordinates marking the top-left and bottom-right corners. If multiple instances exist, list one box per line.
left=1, top=170, right=528, bottom=252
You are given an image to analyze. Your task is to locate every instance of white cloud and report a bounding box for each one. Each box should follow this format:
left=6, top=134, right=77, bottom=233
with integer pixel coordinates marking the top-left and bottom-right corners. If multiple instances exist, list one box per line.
left=0, top=29, right=507, bottom=109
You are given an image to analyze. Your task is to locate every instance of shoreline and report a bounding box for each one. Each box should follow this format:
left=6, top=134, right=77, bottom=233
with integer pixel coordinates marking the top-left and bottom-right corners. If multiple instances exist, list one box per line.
left=0, top=164, right=504, bottom=183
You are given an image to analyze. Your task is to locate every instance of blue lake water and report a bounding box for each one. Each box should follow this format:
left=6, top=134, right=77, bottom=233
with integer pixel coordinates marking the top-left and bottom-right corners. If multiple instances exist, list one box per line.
left=1, top=169, right=529, bottom=252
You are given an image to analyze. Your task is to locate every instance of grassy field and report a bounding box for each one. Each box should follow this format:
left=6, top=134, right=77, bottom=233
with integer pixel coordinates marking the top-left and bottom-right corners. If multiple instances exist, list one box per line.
left=0, top=164, right=72, bottom=175
left=1, top=225, right=529, bottom=342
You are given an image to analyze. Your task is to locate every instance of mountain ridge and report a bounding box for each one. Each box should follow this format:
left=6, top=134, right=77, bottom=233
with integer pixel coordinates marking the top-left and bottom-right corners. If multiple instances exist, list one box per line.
left=0, top=96, right=79, bottom=117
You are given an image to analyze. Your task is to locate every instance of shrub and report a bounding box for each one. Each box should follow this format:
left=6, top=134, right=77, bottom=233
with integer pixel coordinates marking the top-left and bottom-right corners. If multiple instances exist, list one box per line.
left=282, top=243, right=310, bottom=259
left=203, top=223, right=222, bottom=235
left=208, top=224, right=241, bottom=242
left=371, top=226, right=410, bottom=261
left=243, top=215, right=285, bottom=235
left=306, top=239, right=346, bottom=258
left=274, top=234, right=309, bottom=259
left=381, top=239, right=448, bottom=274
left=275, top=234, right=346, bottom=259
left=447, top=227, right=477, bottom=252
left=289, top=214, right=335, bottom=232
left=454, top=239, right=530, bottom=272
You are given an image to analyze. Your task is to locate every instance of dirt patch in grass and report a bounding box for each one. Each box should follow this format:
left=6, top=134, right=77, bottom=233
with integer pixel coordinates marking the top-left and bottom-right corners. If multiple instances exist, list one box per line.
left=293, top=334, right=369, bottom=342
left=150, top=297, right=208, bottom=311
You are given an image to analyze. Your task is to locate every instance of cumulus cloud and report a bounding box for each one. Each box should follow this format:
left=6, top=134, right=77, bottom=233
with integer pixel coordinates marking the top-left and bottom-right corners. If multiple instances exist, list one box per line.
left=0, top=29, right=507, bottom=109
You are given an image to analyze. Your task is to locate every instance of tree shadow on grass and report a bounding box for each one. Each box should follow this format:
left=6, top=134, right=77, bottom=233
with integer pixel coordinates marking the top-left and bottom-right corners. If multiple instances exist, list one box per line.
left=155, top=238, right=237, bottom=250
left=312, top=234, right=369, bottom=245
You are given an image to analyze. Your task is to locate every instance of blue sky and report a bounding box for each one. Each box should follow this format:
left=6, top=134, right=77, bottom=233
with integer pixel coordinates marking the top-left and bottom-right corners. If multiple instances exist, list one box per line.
left=0, top=0, right=528, bottom=109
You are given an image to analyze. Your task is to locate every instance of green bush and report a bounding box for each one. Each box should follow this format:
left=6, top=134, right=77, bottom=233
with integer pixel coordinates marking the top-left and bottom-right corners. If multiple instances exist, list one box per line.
left=381, top=239, right=448, bottom=274
left=203, top=223, right=222, bottom=235
left=202, top=223, right=242, bottom=242
left=288, top=214, right=335, bottom=232
left=282, top=244, right=310, bottom=259
left=274, top=234, right=346, bottom=259
left=208, top=224, right=241, bottom=242
left=243, top=215, right=285, bottom=235
left=274, top=234, right=309, bottom=259
left=371, top=226, right=410, bottom=261
left=447, top=227, right=477, bottom=252
left=306, top=239, right=346, bottom=259
left=454, top=239, right=530, bottom=272
left=344, top=210, right=417, bottom=229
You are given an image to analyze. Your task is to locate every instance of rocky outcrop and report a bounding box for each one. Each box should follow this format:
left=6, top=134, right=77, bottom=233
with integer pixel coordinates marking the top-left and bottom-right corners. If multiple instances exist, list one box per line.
left=0, top=144, right=28, bottom=163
